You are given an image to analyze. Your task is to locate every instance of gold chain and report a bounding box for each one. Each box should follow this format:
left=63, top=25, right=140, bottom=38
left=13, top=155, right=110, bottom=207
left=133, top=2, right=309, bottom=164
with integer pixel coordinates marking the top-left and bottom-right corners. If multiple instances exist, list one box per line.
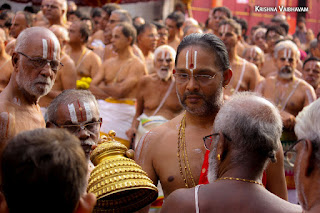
left=215, top=177, right=264, bottom=187
left=177, top=114, right=196, bottom=188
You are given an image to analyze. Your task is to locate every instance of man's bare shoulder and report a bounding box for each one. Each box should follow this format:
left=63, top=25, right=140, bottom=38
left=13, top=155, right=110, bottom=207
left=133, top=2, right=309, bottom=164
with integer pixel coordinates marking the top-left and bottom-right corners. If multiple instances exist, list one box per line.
left=102, top=57, right=117, bottom=66
left=298, top=78, right=315, bottom=90
left=88, top=50, right=101, bottom=62
left=147, top=113, right=183, bottom=140
left=161, top=187, right=194, bottom=213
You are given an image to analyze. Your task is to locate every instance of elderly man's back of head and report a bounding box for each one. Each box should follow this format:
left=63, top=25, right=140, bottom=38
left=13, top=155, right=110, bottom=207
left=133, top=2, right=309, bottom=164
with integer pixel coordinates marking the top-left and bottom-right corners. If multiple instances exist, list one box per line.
left=0, top=128, right=95, bottom=213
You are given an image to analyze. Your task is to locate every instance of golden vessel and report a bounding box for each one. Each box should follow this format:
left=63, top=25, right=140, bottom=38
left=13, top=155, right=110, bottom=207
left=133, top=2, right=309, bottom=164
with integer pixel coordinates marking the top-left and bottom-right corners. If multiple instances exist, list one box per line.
left=87, top=130, right=158, bottom=213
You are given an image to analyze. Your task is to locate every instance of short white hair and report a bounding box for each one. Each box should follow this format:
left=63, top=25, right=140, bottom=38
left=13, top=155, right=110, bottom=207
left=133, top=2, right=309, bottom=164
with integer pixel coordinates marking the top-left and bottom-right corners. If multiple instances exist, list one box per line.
left=153, top=45, right=176, bottom=62
left=253, top=27, right=267, bottom=42
left=295, top=98, right=320, bottom=167
left=274, top=40, right=300, bottom=60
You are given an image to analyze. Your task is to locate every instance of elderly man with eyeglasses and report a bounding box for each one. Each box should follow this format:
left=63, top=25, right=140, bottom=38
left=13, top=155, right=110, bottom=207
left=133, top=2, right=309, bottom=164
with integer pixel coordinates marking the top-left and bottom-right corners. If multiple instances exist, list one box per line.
left=46, top=89, right=102, bottom=175
left=0, top=27, right=61, bottom=158
left=41, top=0, right=68, bottom=28
left=284, top=98, right=320, bottom=213
left=161, top=92, right=301, bottom=213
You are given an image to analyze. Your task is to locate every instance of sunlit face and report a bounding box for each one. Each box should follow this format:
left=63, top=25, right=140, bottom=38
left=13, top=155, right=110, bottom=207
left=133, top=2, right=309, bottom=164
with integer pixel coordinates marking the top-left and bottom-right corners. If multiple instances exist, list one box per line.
left=111, top=25, right=131, bottom=52
left=243, top=47, right=264, bottom=70
left=68, top=21, right=82, bottom=43
left=107, top=13, right=121, bottom=32
left=157, top=27, right=168, bottom=47
left=175, top=45, right=224, bottom=116
left=208, top=11, right=228, bottom=32
left=165, top=18, right=177, bottom=40
left=218, top=24, right=238, bottom=50
left=138, top=26, right=158, bottom=52
left=253, top=31, right=267, bottom=51
left=154, top=49, right=175, bottom=81
left=54, top=100, right=101, bottom=159
left=275, top=48, right=297, bottom=80
left=16, top=33, right=60, bottom=98
left=10, top=13, right=28, bottom=39
left=266, top=30, right=283, bottom=51
left=302, top=60, right=320, bottom=89
left=41, top=0, right=64, bottom=22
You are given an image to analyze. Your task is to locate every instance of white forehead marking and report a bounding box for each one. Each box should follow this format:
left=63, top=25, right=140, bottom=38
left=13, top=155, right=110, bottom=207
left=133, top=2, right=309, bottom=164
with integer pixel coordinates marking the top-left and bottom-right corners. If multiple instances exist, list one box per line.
left=287, top=49, right=292, bottom=59
left=193, top=51, right=197, bottom=70
left=83, top=102, right=92, bottom=122
left=53, top=40, right=58, bottom=60
left=283, top=48, right=287, bottom=59
left=311, top=62, right=317, bottom=70
left=161, top=50, right=165, bottom=60
left=68, top=104, right=78, bottom=123
left=42, top=39, right=48, bottom=59
left=185, top=50, right=189, bottom=69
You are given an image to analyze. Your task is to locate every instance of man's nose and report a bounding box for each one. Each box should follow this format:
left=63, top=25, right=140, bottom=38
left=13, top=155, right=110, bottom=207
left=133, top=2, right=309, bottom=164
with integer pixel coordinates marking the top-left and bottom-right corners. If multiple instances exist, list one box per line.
left=76, top=128, right=90, bottom=140
left=186, top=74, right=200, bottom=92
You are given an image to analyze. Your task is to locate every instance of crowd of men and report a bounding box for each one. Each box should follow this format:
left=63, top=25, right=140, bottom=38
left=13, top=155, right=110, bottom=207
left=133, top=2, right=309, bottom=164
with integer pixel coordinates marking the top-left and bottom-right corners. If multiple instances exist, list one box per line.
left=0, top=1, right=319, bottom=212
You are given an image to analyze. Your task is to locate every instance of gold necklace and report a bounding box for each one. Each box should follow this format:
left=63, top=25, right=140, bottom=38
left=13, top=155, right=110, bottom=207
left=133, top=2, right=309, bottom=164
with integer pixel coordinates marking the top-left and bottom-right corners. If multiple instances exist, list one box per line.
left=215, top=177, right=264, bottom=187
left=178, top=114, right=196, bottom=188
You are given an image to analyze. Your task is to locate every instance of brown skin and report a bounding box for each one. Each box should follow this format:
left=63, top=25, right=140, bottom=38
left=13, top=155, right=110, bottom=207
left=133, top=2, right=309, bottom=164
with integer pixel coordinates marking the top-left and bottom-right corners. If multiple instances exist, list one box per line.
left=41, top=0, right=67, bottom=27
left=218, top=24, right=260, bottom=97
left=256, top=48, right=316, bottom=130
left=135, top=46, right=233, bottom=212
left=165, top=18, right=180, bottom=50
left=10, top=13, right=28, bottom=39
left=208, top=10, right=228, bottom=36
left=161, top=134, right=301, bottom=213
left=39, top=53, right=76, bottom=107
left=137, top=26, right=158, bottom=74
left=67, top=21, right=101, bottom=79
left=126, top=49, right=183, bottom=143
left=0, top=37, right=13, bottom=92
left=294, top=140, right=320, bottom=213
left=0, top=31, right=59, bottom=154
left=90, top=25, right=147, bottom=100
left=302, top=60, right=320, bottom=91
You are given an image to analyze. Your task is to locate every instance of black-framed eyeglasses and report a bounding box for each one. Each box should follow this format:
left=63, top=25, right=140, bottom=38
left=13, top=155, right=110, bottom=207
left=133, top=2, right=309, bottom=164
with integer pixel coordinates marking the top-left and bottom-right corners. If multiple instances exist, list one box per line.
left=53, top=118, right=102, bottom=134
left=17, top=52, right=63, bottom=71
left=284, top=139, right=305, bottom=167
left=173, top=73, right=216, bottom=84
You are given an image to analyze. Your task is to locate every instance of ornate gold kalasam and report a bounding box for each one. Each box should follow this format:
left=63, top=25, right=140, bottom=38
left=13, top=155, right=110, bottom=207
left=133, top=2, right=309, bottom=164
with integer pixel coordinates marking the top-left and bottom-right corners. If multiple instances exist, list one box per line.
left=87, top=130, right=158, bottom=213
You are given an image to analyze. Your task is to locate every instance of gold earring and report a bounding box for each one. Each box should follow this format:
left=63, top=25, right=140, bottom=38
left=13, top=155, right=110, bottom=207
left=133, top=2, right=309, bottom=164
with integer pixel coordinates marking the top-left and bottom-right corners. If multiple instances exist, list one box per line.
left=217, top=154, right=221, bottom=161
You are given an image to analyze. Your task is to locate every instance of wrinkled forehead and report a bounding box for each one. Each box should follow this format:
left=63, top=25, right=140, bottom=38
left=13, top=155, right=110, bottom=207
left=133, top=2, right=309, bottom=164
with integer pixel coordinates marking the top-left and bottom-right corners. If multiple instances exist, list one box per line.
left=57, top=100, right=99, bottom=124
left=42, top=0, right=62, bottom=6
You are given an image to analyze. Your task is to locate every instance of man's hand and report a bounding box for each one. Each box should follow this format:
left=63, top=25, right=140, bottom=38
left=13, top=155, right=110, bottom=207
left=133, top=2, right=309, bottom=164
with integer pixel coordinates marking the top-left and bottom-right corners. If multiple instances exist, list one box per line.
left=126, top=127, right=136, bottom=144
left=281, top=111, right=296, bottom=131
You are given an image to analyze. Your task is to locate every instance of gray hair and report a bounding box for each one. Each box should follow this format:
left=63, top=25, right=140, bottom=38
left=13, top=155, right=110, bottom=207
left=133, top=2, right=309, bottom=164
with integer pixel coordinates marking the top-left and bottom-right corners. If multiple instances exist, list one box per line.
left=309, top=39, right=318, bottom=50
left=274, top=40, right=300, bottom=60
left=214, top=92, right=282, bottom=167
left=295, top=98, right=320, bottom=168
left=47, top=89, right=99, bottom=123
left=111, top=9, right=132, bottom=24
left=153, top=45, right=176, bottom=62
left=15, top=26, right=60, bottom=52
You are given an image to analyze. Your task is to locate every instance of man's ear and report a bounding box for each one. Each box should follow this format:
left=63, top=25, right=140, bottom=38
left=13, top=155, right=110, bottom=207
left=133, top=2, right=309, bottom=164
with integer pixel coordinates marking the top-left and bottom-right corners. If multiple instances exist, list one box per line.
left=75, top=193, right=96, bottom=213
left=303, top=140, right=316, bottom=177
left=223, top=69, right=232, bottom=87
left=216, top=132, right=227, bottom=161
left=11, top=53, right=19, bottom=70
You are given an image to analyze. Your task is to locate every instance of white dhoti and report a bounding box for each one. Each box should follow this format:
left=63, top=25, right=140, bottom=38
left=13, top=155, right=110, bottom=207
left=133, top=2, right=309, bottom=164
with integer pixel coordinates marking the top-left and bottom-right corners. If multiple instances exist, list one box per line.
left=134, top=113, right=168, bottom=149
left=98, top=98, right=136, bottom=148
left=40, top=107, right=47, bottom=121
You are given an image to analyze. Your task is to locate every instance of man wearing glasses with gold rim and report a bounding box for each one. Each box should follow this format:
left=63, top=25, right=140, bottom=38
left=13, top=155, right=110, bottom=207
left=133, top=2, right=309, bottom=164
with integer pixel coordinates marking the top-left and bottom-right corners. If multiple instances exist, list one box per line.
left=0, top=27, right=61, bottom=157
left=46, top=89, right=102, bottom=175
left=285, top=98, right=320, bottom=213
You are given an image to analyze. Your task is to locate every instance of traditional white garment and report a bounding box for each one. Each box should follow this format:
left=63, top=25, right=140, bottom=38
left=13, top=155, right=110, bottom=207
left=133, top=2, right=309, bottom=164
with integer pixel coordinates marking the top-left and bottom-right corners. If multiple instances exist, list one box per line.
left=195, top=184, right=201, bottom=213
left=98, top=98, right=136, bottom=148
left=134, top=113, right=168, bottom=149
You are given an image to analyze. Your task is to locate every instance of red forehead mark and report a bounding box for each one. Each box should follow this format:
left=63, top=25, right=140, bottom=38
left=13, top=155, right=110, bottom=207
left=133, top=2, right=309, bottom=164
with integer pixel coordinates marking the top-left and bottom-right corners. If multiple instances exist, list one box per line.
left=173, top=69, right=176, bottom=74
left=77, top=100, right=84, bottom=122
left=190, top=49, right=193, bottom=68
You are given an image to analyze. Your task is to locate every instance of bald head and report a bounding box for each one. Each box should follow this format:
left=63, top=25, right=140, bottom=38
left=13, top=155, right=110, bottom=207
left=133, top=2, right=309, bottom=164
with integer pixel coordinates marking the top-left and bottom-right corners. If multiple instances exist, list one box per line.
left=49, top=24, right=69, bottom=47
left=15, top=27, right=60, bottom=55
